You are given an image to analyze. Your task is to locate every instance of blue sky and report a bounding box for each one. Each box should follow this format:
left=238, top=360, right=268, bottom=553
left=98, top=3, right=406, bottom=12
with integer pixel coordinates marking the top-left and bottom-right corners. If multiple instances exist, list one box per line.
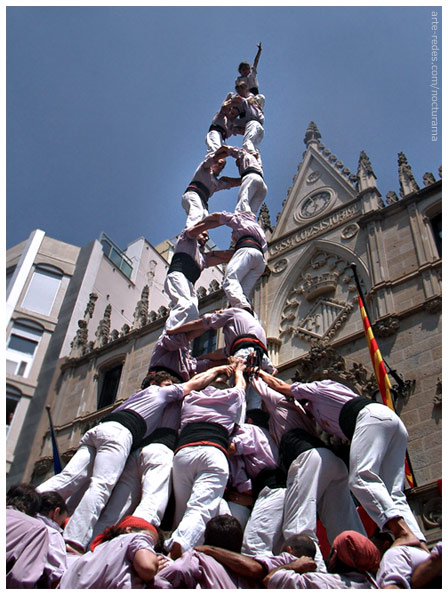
left=6, top=5, right=442, bottom=252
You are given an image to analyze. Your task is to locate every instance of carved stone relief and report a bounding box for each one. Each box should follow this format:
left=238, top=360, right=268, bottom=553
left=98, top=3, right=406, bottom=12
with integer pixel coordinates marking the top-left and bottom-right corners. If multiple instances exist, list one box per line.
left=279, top=250, right=357, bottom=342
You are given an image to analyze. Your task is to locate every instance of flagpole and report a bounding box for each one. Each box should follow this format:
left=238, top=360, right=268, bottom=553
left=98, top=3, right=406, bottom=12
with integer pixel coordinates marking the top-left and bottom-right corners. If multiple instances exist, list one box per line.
left=350, top=263, right=417, bottom=488
left=46, top=406, right=62, bottom=475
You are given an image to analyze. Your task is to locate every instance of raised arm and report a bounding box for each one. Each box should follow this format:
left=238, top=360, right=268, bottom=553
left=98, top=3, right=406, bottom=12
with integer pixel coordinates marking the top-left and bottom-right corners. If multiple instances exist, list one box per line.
left=233, top=358, right=247, bottom=392
left=166, top=317, right=206, bottom=335
left=186, top=213, right=225, bottom=237
left=257, top=369, right=293, bottom=397
left=181, top=364, right=235, bottom=395
left=253, top=42, right=262, bottom=69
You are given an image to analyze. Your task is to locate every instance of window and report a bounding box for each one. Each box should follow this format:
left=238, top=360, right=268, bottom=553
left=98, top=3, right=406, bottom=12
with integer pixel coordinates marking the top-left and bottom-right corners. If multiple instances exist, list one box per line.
left=97, top=363, right=123, bottom=410
left=7, top=385, right=21, bottom=435
left=21, top=264, right=63, bottom=315
left=192, top=329, right=217, bottom=358
left=99, top=232, right=133, bottom=279
left=6, top=319, right=44, bottom=378
left=430, top=213, right=442, bottom=257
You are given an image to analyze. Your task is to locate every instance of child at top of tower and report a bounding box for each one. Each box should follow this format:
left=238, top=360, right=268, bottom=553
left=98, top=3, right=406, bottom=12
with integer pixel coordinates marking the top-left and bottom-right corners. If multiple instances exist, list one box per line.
left=235, top=42, right=262, bottom=95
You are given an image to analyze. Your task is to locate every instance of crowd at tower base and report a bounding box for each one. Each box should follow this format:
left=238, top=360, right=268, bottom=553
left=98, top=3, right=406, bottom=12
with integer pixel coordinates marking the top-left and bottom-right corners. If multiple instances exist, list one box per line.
left=6, top=44, right=442, bottom=589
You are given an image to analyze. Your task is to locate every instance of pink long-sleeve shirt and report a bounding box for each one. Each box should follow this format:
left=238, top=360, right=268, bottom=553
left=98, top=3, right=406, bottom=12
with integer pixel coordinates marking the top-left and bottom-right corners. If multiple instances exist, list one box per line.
left=202, top=307, right=268, bottom=356
left=229, top=423, right=278, bottom=492
left=291, top=379, right=361, bottom=440
left=188, top=154, right=234, bottom=196
left=58, top=533, right=156, bottom=589
left=149, top=331, right=210, bottom=381
left=216, top=211, right=267, bottom=252
left=250, top=377, right=318, bottom=443
left=180, top=385, right=245, bottom=436
left=226, top=145, right=263, bottom=175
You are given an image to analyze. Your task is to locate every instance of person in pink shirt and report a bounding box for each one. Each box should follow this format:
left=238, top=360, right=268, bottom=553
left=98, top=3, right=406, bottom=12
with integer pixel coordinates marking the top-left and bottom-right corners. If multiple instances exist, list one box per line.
left=37, top=366, right=231, bottom=552
left=376, top=543, right=432, bottom=588
left=254, top=369, right=426, bottom=551
left=166, top=359, right=245, bottom=559
left=235, top=42, right=262, bottom=94
left=181, top=150, right=241, bottom=227
left=216, top=144, right=267, bottom=215
left=264, top=531, right=380, bottom=589
left=190, top=209, right=267, bottom=311
left=6, top=483, right=51, bottom=588
left=154, top=515, right=258, bottom=588
left=59, top=516, right=160, bottom=588
left=36, top=491, right=69, bottom=585
left=164, top=221, right=233, bottom=331
left=167, top=306, right=276, bottom=415
left=205, top=99, right=240, bottom=155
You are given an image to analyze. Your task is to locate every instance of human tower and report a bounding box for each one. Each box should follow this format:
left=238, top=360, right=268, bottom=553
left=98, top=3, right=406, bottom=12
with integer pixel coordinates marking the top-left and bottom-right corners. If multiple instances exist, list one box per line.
left=7, top=44, right=433, bottom=589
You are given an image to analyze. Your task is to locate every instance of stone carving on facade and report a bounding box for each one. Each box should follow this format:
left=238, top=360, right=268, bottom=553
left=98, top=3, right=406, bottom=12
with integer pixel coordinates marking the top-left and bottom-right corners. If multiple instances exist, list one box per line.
left=61, top=447, right=78, bottom=463
left=258, top=203, right=272, bottom=232
left=197, top=286, right=207, bottom=299
left=292, top=342, right=377, bottom=397
left=423, top=295, right=442, bottom=314
left=69, top=292, right=98, bottom=358
left=279, top=250, right=357, bottom=342
left=157, top=305, right=169, bottom=319
left=304, top=121, right=322, bottom=146
left=84, top=292, right=98, bottom=319
left=341, top=223, right=359, bottom=240
left=133, top=285, right=149, bottom=329
left=385, top=190, right=399, bottom=205
left=110, top=329, right=119, bottom=342
left=306, top=171, right=321, bottom=184
left=94, top=304, right=112, bottom=349
left=438, top=165, right=441, bottom=178
left=423, top=172, right=436, bottom=186
left=272, top=258, right=288, bottom=274
left=422, top=496, right=442, bottom=529
left=398, top=152, right=420, bottom=197
left=372, top=315, right=400, bottom=338
left=69, top=319, right=89, bottom=358
left=148, top=310, right=158, bottom=323
left=33, top=456, right=53, bottom=476
left=209, top=279, right=220, bottom=293
left=120, top=323, right=131, bottom=337
left=433, top=378, right=442, bottom=407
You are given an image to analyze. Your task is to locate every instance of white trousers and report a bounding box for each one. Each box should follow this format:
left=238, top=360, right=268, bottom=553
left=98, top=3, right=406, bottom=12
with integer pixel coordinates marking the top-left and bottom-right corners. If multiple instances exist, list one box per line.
left=37, top=421, right=133, bottom=550
left=243, top=120, right=264, bottom=153
left=242, top=486, right=285, bottom=556
left=234, top=173, right=267, bottom=216
left=91, top=442, right=174, bottom=542
left=164, top=272, right=199, bottom=331
left=167, top=445, right=229, bottom=553
left=222, top=247, right=266, bottom=311
left=283, top=447, right=366, bottom=564
left=349, top=403, right=424, bottom=539
left=205, top=130, right=223, bottom=155
left=218, top=499, right=252, bottom=530
left=181, top=190, right=208, bottom=228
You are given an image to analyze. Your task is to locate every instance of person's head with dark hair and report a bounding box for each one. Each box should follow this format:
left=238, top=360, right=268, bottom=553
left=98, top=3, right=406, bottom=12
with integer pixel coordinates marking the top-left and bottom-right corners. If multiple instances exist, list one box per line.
left=38, top=491, right=68, bottom=528
left=141, top=370, right=176, bottom=389
left=369, top=528, right=393, bottom=556
left=90, top=516, right=161, bottom=552
left=281, top=534, right=316, bottom=559
left=6, top=483, right=41, bottom=517
left=203, top=514, right=243, bottom=553
left=246, top=408, right=270, bottom=430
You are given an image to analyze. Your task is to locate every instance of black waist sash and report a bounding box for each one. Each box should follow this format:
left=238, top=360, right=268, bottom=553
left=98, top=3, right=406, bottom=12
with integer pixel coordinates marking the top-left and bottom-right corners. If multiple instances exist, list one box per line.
left=339, top=397, right=373, bottom=440
left=175, top=421, right=229, bottom=454
left=278, top=428, right=328, bottom=473
left=185, top=179, right=211, bottom=209
left=209, top=124, right=227, bottom=139
left=230, top=333, right=268, bottom=356
left=136, top=427, right=178, bottom=451
left=241, top=167, right=263, bottom=179
left=252, top=466, right=287, bottom=500
left=168, top=252, right=201, bottom=283
left=234, top=235, right=264, bottom=254
left=100, top=409, right=146, bottom=449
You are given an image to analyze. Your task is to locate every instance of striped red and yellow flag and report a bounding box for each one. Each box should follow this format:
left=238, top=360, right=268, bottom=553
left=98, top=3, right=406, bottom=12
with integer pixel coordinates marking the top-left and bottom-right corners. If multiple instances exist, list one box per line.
left=358, top=296, right=415, bottom=488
